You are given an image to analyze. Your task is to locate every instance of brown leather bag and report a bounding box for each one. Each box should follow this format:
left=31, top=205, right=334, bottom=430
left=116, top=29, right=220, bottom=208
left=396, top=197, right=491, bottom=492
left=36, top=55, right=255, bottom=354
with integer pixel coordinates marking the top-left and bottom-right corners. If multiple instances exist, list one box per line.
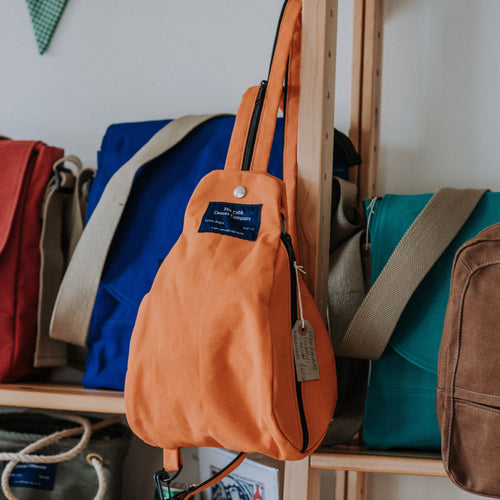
left=437, top=222, right=500, bottom=498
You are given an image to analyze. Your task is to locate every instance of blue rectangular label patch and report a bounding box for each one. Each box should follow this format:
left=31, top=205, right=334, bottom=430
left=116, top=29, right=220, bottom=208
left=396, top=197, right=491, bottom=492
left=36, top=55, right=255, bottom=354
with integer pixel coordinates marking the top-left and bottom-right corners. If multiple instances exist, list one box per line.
left=199, top=202, right=262, bottom=241
left=8, top=462, right=56, bottom=491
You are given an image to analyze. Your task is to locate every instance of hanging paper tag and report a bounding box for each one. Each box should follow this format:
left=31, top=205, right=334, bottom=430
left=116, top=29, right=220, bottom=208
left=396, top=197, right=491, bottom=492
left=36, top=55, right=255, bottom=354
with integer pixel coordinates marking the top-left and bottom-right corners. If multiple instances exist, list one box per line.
left=292, top=320, right=320, bottom=382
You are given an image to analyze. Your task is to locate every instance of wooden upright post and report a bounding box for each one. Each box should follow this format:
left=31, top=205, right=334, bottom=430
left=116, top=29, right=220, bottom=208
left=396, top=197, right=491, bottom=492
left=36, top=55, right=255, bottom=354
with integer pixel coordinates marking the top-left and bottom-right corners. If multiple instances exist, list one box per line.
left=284, top=0, right=337, bottom=496
left=350, top=0, right=384, bottom=199
left=296, top=0, right=338, bottom=313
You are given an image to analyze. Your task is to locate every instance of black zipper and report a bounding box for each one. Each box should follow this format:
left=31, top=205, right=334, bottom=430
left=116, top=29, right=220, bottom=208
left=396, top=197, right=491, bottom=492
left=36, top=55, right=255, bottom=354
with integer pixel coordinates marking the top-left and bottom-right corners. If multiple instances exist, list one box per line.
left=280, top=229, right=309, bottom=453
left=241, top=81, right=268, bottom=171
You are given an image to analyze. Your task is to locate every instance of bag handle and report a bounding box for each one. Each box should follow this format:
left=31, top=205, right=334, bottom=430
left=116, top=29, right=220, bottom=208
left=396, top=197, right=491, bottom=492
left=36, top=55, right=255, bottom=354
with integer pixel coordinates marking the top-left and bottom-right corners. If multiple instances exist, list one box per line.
left=224, top=0, right=301, bottom=180
left=224, top=85, right=263, bottom=171
left=249, top=0, right=301, bottom=176
left=336, top=187, right=487, bottom=359
left=224, top=0, right=302, bottom=248
left=50, top=114, right=227, bottom=347
left=281, top=12, right=301, bottom=250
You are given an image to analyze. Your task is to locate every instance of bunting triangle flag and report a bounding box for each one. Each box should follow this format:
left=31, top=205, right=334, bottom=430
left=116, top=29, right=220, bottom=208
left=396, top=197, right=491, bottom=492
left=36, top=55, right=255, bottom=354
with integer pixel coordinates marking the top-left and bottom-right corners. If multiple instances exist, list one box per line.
left=26, top=0, right=69, bottom=54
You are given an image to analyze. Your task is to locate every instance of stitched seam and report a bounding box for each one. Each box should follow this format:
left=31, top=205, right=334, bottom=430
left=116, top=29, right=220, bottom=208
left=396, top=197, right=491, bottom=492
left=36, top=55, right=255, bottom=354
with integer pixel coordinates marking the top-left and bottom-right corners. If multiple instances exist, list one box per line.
left=468, top=259, right=500, bottom=271
left=455, top=387, right=500, bottom=399
left=455, top=401, right=500, bottom=417
left=456, top=255, right=472, bottom=271
left=446, top=269, right=472, bottom=464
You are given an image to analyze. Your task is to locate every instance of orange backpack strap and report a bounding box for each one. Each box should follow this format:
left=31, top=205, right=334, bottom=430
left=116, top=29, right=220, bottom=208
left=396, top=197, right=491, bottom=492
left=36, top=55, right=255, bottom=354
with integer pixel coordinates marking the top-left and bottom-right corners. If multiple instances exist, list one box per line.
left=282, top=15, right=301, bottom=251
left=224, top=85, right=261, bottom=171
left=225, top=0, right=302, bottom=247
left=249, top=0, right=302, bottom=176
left=155, top=451, right=247, bottom=500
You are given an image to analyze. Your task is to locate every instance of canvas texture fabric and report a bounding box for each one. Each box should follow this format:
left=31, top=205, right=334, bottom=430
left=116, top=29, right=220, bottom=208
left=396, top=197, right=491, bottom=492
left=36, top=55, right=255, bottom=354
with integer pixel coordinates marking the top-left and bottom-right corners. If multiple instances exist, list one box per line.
left=0, top=140, right=63, bottom=382
left=48, top=114, right=285, bottom=391
left=361, top=191, right=500, bottom=450
left=323, top=177, right=369, bottom=446
left=125, top=0, right=337, bottom=489
left=438, top=222, right=500, bottom=498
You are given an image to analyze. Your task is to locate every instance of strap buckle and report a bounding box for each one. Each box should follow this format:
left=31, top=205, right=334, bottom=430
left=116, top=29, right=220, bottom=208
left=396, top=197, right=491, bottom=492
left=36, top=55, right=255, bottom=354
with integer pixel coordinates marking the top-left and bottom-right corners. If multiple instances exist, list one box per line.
left=154, top=465, right=183, bottom=500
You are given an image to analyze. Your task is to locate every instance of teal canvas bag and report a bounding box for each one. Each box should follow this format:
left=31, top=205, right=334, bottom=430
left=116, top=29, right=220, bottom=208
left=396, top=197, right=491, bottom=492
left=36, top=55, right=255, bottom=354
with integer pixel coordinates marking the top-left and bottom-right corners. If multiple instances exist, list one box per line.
left=334, top=189, right=500, bottom=450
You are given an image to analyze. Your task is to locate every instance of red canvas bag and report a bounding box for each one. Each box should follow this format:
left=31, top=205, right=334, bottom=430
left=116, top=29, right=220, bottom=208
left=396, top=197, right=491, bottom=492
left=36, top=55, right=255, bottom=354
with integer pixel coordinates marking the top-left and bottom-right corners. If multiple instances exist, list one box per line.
left=0, top=139, right=63, bottom=381
left=125, top=1, right=337, bottom=498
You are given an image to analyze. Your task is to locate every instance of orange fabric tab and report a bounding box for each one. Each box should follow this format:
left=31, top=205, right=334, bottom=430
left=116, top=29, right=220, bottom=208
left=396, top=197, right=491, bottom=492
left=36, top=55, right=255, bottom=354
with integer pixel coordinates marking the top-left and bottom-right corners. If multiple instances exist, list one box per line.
left=163, top=448, right=182, bottom=472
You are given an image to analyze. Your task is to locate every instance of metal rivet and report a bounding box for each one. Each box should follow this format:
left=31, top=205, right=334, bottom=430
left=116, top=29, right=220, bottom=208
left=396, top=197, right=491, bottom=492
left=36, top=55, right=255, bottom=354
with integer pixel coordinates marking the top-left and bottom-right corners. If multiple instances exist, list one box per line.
left=233, top=186, right=247, bottom=199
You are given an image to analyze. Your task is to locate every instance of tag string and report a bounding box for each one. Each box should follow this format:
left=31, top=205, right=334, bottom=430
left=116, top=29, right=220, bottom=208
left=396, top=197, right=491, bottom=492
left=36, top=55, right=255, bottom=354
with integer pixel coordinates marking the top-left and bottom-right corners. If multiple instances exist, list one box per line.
left=364, top=197, right=377, bottom=251
left=294, top=262, right=306, bottom=329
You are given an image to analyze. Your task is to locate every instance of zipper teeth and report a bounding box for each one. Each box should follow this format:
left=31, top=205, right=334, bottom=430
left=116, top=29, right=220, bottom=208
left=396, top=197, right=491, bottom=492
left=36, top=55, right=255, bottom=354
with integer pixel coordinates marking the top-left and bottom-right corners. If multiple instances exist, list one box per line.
left=241, top=81, right=268, bottom=171
left=280, top=232, right=309, bottom=453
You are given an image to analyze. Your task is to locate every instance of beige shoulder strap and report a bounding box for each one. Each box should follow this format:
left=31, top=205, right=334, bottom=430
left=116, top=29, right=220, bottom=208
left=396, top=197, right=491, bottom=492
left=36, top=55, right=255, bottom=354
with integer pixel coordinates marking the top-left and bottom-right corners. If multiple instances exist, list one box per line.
left=336, top=187, right=486, bottom=359
left=50, top=114, right=223, bottom=347
left=34, top=157, right=94, bottom=367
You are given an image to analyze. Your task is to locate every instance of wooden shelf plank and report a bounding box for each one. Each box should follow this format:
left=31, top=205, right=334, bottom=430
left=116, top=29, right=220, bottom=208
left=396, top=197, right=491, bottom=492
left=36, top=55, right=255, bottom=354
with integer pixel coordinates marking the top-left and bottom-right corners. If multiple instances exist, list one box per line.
left=311, top=446, right=446, bottom=478
left=0, top=383, right=125, bottom=414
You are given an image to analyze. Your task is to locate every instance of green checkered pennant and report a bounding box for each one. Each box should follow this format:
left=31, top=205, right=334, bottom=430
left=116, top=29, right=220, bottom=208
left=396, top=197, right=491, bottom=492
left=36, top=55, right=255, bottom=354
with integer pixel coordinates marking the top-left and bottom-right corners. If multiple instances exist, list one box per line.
left=26, top=0, right=69, bottom=54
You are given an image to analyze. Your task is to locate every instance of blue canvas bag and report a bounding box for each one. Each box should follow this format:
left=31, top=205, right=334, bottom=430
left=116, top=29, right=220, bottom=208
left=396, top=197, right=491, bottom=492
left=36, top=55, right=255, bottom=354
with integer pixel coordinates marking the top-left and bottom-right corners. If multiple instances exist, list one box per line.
left=50, top=115, right=356, bottom=390
left=86, top=116, right=286, bottom=390
left=50, top=115, right=285, bottom=390
left=356, top=190, right=500, bottom=449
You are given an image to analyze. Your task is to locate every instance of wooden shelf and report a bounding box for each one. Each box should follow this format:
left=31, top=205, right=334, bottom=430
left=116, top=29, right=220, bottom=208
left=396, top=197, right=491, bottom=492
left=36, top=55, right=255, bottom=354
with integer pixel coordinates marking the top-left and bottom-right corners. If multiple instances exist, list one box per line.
left=0, top=383, right=125, bottom=414
left=285, top=444, right=446, bottom=500
left=311, top=444, right=446, bottom=477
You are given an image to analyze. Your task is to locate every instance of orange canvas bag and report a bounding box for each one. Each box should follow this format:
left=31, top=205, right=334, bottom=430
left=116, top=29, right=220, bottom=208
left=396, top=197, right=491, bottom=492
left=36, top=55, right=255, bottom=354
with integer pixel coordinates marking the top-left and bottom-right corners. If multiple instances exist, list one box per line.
left=125, top=1, right=337, bottom=497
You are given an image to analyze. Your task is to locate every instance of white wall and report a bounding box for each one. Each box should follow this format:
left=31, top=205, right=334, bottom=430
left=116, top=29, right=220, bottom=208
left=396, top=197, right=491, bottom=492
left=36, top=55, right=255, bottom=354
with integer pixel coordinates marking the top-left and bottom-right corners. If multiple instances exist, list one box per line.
left=1, top=0, right=498, bottom=499
left=379, top=0, right=500, bottom=195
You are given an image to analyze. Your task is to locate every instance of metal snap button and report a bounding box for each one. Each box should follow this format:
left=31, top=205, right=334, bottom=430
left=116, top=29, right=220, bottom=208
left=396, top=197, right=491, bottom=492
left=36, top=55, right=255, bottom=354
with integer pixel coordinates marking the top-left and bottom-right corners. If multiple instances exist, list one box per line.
left=233, top=186, right=247, bottom=199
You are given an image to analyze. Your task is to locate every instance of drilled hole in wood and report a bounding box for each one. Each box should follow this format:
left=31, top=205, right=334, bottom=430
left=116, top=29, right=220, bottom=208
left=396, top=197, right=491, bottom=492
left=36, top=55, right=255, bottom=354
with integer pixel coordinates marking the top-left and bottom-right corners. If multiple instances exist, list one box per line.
left=325, top=132, right=329, bottom=140
left=328, top=50, right=331, bottom=58
left=326, top=91, right=330, bottom=99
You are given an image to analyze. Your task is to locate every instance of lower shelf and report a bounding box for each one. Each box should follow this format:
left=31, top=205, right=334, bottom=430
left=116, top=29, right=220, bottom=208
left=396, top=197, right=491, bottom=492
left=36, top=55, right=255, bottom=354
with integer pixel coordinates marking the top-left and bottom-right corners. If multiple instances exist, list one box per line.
left=0, top=383, right=125, bottom=414
left=0, top=384, right=446, bottom=479
left=312, top=443, right=446, bottom=477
